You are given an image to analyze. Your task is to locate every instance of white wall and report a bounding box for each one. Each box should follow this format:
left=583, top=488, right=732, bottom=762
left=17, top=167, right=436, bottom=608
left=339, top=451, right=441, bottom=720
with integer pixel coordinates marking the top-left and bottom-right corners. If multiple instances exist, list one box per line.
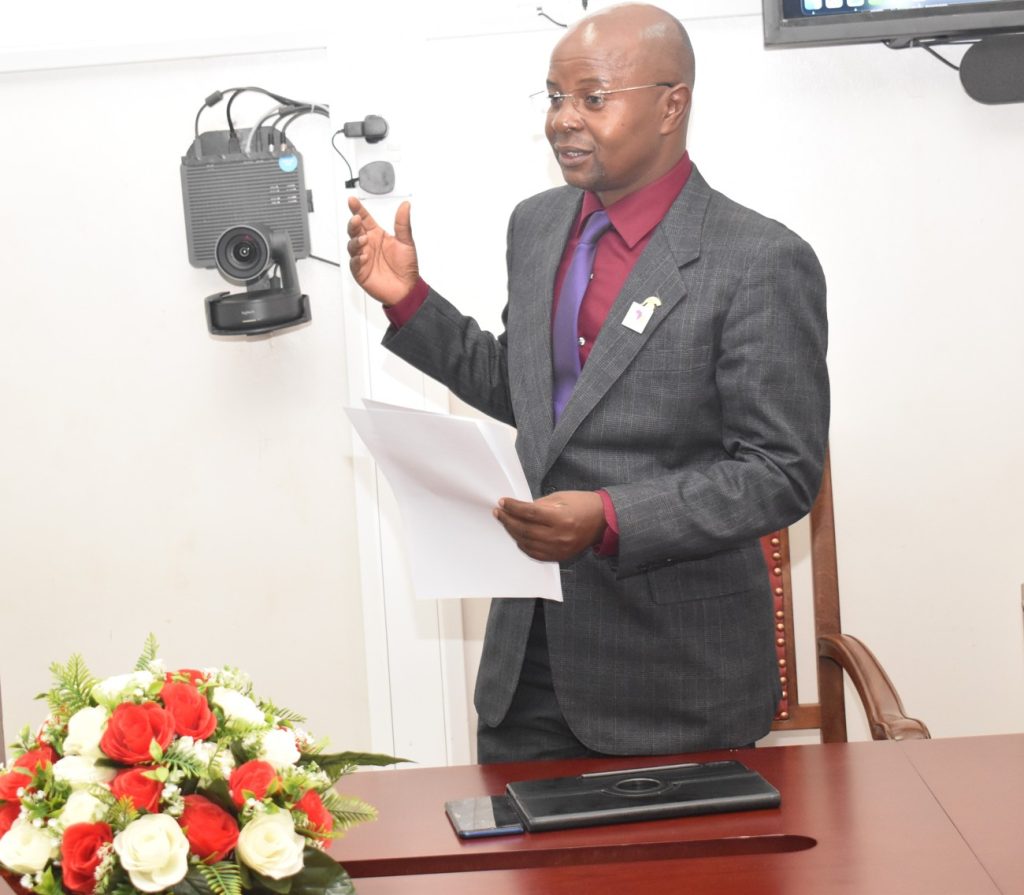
left=2, top=0, right=1022, bottom=767
left=0, top=41, right=371, bottom=755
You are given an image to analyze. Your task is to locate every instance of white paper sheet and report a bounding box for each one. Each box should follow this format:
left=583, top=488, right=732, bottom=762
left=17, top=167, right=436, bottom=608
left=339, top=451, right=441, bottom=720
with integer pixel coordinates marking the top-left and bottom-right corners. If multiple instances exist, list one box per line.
left=346, top=401, right=562, bottom=602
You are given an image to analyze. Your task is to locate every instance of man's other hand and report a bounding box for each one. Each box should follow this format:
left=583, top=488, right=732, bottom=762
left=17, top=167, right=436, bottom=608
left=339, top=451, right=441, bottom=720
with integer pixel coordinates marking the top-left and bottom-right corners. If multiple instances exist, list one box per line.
left=494, top=491, right=606, bottom=562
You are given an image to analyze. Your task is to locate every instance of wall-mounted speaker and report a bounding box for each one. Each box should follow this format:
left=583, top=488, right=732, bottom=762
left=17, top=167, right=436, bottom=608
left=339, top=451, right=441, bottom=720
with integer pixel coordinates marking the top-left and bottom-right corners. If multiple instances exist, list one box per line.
left=960, top=33, right=1024, bottom=105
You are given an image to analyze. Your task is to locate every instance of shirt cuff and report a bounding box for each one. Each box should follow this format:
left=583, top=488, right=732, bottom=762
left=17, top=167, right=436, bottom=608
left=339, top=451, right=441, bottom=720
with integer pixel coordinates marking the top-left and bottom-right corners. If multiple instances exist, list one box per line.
left=594, top=489, right=620, bottom=556
left=383, top=277, right=430, bottom=328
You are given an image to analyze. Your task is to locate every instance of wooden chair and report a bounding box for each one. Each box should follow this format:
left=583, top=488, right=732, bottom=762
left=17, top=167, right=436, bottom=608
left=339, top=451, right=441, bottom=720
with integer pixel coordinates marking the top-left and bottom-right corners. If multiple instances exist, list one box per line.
left=763, top=450, right=930, bottom=742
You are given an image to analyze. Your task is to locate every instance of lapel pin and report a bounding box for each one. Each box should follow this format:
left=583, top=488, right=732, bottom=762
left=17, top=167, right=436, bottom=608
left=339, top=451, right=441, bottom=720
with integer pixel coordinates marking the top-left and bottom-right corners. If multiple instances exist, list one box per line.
left=622, top=296, right=661, bottom=334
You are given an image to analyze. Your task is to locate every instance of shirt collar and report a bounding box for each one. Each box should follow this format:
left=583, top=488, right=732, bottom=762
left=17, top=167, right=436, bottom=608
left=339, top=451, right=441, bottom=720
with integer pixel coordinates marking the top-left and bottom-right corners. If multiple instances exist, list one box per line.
left=577, top=152, right=693, bottom=249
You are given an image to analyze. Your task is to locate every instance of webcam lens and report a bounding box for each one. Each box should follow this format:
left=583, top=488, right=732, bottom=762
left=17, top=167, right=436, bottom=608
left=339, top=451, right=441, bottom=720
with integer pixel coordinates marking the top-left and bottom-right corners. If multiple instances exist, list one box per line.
left=232, top=240, right=256, bottom=264
left=214, top=226, right=272, bottom=285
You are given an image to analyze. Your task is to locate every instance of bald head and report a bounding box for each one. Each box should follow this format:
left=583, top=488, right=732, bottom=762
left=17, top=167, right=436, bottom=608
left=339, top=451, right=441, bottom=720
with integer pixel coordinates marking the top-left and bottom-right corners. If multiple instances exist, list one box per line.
left=557, top=3, right=695, bottom=91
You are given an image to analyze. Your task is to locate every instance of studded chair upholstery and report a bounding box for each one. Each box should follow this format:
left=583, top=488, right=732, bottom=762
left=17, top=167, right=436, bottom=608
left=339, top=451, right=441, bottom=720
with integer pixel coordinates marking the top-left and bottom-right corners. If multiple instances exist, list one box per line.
left=765, top=450, right=930, bottom=743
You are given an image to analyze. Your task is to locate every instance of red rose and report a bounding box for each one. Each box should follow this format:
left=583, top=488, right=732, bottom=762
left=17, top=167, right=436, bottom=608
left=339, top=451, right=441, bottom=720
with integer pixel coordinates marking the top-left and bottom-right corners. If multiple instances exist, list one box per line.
left=294, top=790, right=334, bottom=843
left=60, top=822, right=114, bottom=894
left=0, top=802, right=20, bottom=838
left=28, top=745, right=58, bottom=767
left=228, top=760, right=280, bottom=808
left=165, top=669, right=206, bottom=686
left=0, top=772, right=22, bottom=802
left=0, top=747, right=57, bottom=800
left=111, top=766, right=163, bottom=813
left=99, top=702, right=175, bottom=765
left=160, top=681, right=217, bottom=740
left=178, top=795, right=239, bottom=863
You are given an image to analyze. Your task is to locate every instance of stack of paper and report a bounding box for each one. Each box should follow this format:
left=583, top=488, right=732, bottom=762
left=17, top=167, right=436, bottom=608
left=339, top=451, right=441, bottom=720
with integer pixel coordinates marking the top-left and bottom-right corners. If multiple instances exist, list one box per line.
left=345, top=400, right=562, bottom=602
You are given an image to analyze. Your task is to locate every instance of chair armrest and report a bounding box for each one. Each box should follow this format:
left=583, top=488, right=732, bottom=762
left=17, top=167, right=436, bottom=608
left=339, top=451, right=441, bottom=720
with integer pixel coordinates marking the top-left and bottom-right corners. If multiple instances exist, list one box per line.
left=818, top=633, right=931, bottom=741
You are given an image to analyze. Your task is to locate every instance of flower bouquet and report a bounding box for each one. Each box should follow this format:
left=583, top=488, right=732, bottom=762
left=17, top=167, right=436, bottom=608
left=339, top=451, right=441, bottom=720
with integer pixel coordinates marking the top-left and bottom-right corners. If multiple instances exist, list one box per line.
left=0, top=637, right=400, bottom=895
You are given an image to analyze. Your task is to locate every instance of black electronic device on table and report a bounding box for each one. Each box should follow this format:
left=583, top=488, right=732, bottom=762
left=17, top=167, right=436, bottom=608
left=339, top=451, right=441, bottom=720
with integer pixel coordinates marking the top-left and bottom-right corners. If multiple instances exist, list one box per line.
left=444, top=760, right=780, bottom=838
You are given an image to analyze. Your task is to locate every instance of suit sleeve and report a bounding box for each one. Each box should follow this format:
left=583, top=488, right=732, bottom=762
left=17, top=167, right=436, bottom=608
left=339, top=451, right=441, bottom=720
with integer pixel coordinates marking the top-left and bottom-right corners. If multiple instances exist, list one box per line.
left=380, top=215, right=518, bottom=427
left=603, top=229, right=829, bottom=578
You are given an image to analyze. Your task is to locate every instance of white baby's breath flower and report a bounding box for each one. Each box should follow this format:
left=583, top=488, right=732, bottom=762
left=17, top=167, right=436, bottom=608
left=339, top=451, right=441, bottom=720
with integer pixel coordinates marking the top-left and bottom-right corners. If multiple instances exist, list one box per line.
left=94, top=841, right=116, bottom=884
left=206, top=667, right=251, bottom=692
left=212, top=687, right=266, bottom=726
left=52, top=756, right=116, bottom=790
left=292, top=727, right=314, bottom=746
left=184, top=739, right=235, bottom=782
left=92, top=671, right=156, bottom=703
left=0, top=819, right=58, bottom=874
left=63, top=706, right=110, bottom=759
left=306, top=768, right=331, bottom=789
left=259, top=728, right=300, bottom=769
left=215, top=749, right=236, bottom=777
left=113, top=815, right=189, bottom=893
left=236, top=811, right=305, bottom=880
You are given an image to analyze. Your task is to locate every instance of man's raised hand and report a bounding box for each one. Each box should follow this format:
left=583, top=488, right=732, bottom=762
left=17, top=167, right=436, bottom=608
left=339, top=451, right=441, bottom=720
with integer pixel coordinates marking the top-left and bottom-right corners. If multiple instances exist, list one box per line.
left=346, top=196, right=419, bottom=307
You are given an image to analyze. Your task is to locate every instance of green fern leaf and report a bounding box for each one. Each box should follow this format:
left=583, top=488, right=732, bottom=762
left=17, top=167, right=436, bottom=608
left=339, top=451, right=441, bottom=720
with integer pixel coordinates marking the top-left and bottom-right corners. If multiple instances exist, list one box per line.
left=161, top=741, right=207, bottom=778
left=196, top=861, right=243, bottom=895
left=321, top=792, right=378, bottom=831
left=135, top=633, right=160, bottom=671
left=107, top=795, right=140, bottom=830
left=46, top=653, right=98, bottom=719
left=258, top=699, right=307, bottom=725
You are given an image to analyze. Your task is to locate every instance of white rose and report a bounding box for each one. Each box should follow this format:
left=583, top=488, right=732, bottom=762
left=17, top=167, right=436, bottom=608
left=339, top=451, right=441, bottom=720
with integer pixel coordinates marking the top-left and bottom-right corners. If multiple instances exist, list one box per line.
left=63, top=706, right=109, bottom=759
left=236, top=811, right=305, bottom=879
left=93, top=671, right=156, bottom=702
left=0, top=819, right=58, bottom=874
left=59, top=790, right=108, bottom=826
left=259, top=729, right=300, bottom=769
left=212, top=688, right=266, bottom=726
left=113, top=814, right=189, bottom=893
left=52, top=756, right=116, bottom=790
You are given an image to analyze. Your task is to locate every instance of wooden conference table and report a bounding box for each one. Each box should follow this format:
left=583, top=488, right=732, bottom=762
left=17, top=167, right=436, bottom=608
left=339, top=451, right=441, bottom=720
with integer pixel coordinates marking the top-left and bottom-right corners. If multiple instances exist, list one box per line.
left=330, top=733, right=1024, bottom=894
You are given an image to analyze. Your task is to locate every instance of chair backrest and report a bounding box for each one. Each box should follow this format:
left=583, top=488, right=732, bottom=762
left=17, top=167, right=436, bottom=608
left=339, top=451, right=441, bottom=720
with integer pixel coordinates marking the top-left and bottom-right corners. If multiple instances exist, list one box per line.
left=764, top=450, right=929, bottom=743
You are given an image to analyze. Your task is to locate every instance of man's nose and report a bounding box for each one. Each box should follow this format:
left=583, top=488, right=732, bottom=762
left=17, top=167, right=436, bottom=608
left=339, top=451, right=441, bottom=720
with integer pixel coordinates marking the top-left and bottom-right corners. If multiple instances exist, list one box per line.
left=550, top=97, right=583, bottom=132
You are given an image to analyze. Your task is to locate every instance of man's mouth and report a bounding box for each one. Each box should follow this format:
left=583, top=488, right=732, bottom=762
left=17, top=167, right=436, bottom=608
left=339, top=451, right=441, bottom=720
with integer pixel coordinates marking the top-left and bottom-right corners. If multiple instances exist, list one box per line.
left=554, top=145, right=592, bottom=166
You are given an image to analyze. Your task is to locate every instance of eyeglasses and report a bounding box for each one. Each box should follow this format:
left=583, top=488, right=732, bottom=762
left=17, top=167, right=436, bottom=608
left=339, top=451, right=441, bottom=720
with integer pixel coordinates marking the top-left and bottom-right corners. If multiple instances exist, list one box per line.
left=529, top=83, right=674, bottom=114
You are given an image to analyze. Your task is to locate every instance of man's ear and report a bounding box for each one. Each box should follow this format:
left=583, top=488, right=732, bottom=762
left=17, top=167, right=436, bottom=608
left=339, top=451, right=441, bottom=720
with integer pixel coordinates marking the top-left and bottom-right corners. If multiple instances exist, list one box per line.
left=660, top=83, right=692, bottom=135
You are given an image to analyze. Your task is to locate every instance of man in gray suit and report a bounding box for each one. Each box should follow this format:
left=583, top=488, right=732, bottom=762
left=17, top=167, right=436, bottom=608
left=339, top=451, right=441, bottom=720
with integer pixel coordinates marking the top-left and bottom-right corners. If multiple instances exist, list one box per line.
left=347, top=3, right=829, bottom=762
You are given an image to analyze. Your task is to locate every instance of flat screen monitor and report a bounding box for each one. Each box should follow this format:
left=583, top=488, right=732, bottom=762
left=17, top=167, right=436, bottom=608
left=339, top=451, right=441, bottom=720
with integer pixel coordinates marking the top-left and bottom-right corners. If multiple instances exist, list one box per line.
left=763, top=0, right=1024, bottom=48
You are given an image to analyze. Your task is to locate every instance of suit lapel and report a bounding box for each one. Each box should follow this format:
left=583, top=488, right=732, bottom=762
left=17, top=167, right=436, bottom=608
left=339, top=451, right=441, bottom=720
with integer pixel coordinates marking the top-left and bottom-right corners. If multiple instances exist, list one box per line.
left=543, top=169, right=712, bottom=474
left=511, top=190, right=582, bottom=488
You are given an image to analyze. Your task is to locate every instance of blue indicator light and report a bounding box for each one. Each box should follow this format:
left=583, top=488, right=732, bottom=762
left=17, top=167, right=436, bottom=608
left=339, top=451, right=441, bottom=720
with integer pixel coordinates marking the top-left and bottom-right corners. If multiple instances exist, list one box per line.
left=278, top=155, right=299, bottom=173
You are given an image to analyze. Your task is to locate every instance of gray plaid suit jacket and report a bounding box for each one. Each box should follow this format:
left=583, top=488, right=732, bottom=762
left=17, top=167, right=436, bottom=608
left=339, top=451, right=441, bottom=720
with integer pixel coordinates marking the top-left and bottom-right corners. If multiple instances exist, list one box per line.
left=383, top=165, right=829, bottom=754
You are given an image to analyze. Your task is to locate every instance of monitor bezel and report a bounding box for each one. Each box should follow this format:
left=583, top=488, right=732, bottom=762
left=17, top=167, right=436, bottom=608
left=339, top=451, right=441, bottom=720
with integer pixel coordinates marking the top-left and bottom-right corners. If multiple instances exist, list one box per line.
left=763, top=0, right=1024, bottom=48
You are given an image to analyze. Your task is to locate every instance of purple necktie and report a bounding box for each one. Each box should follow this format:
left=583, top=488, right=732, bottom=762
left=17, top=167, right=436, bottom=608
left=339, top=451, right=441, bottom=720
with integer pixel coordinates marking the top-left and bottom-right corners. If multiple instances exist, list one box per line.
left=552, top=209, right=612, bottom=421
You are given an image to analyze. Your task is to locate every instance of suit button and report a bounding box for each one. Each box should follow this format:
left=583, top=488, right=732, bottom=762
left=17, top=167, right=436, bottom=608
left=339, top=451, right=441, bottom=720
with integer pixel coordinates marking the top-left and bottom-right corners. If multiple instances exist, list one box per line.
left=543, top=487, right=556, bottom=495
